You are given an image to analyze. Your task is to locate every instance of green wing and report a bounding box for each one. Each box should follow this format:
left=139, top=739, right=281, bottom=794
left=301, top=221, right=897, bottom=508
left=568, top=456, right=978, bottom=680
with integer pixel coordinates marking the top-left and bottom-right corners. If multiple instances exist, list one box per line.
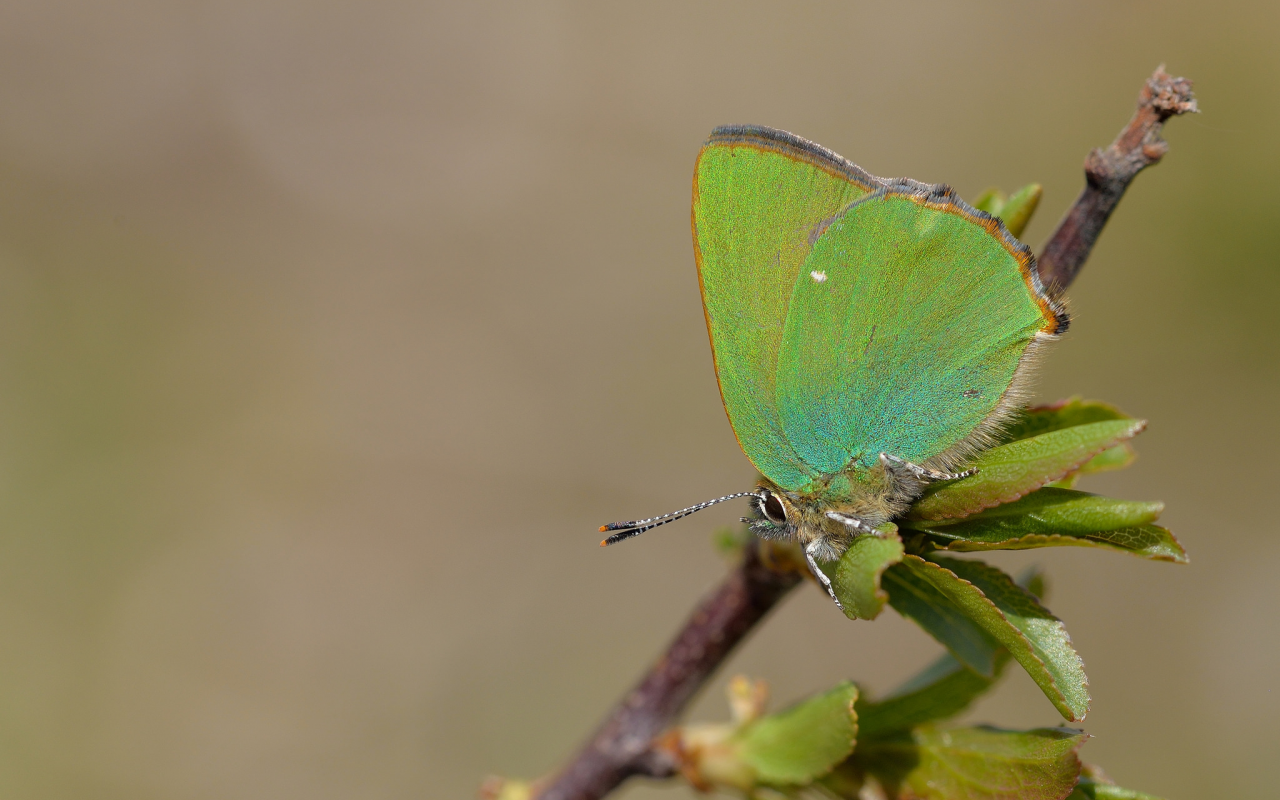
left=693, top=126, right=881, bottom=490
left=774, top=187, right=1065, bottom=481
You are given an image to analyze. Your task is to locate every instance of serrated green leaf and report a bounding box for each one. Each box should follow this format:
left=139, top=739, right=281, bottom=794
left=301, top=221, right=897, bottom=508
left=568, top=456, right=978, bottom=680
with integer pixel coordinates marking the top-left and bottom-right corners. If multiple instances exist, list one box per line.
left=909, top=556, right=1090, bottom=720
left=997, top=183, right=1042, bottom=238
left=859, top=567, right=1043, bottom=740
left=852, top=725, right=1087, bottom=800
left=912, top=488, right=1163, bottom=535
left=1006, top=399, right=1139, bottom=488
left=971, top=187, right=1005, bottom=215
left=1001, top=398, right=1133, bottom=443
left=886, top=555, right=1090, bottom=720
left=884, top=562, right=1003, bottom=677
left=734, top=682, right=858, bottom=785
left=855, top=652, right=1009, bottom=740
left=1052, top=443, right=1137, bottom=487
left=822, top=525, right=905, bottom=620
left=934, top=560, right=1088, bottom=721
left=1077, top=443, right=1136, bottom=475
left=906, top=488, right=1185, bottom=563
left=1069, top=776, right=1167, bottom=800
left=911, top=420, right=1146, bottom=521
left=933, top=526, right=1186, bottom=563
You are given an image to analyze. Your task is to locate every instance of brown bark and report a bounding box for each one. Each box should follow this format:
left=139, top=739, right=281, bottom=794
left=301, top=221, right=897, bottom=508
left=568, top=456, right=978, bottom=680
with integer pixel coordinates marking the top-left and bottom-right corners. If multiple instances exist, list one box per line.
left=530, top=539, right=802, bottom=800
left=1036, top=65, right=1197, bottom=294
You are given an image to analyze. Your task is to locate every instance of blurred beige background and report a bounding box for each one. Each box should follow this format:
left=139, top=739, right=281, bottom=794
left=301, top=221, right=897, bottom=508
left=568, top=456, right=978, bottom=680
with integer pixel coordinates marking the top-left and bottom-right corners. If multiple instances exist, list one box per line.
left=0, top=2, right=1274, bottom=798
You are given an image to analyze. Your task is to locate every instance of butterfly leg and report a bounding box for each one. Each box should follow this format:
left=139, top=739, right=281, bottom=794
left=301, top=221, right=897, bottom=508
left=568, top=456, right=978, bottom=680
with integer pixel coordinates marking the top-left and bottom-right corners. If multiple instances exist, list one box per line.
left=804, top=540, right=845, bottom=612
left=825, top=511, right=878, bottom=534
left=880, top=452, right=978, bottom=482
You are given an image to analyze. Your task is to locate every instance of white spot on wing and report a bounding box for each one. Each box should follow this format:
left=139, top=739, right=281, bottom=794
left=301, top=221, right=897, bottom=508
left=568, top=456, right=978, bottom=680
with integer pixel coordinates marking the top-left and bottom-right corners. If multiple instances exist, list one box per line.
left=810, top=270, right=827, bottom=283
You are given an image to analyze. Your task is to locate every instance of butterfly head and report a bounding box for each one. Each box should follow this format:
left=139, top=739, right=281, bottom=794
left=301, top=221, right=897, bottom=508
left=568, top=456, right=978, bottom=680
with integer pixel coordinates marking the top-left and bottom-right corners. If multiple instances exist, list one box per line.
left=746, top=487, right=793, bottom=537
left=744, top=485, right=852, bottom=560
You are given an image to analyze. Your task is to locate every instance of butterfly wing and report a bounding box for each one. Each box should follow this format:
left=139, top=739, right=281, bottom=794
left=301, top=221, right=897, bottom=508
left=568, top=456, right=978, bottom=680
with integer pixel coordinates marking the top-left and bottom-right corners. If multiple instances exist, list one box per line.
left=693, top=126, right=881, bottom=491
left=774, top=187, right=1066, bottom=479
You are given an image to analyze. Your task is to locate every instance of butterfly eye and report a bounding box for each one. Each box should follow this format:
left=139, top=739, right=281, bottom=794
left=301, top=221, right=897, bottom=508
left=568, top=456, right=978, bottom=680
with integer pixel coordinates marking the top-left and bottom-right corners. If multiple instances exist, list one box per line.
left=759, top=490, right=788, bottom=525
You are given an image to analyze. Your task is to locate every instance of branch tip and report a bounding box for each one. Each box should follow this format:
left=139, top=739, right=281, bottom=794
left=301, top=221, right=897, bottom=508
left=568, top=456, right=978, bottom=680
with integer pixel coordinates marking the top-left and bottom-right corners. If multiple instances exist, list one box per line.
left=1037, top=66, right=1196, bottom=294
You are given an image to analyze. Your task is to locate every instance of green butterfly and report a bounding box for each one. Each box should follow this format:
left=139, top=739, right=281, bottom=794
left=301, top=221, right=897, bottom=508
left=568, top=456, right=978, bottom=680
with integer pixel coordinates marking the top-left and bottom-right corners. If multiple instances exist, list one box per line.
left=602, top=126, right=1067, bottom=607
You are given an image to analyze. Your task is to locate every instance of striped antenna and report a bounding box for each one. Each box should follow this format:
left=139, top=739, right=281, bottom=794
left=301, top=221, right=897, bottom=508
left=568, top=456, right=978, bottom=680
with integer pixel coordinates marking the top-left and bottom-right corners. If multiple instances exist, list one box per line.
left=599, top=491, right=761, bottom=546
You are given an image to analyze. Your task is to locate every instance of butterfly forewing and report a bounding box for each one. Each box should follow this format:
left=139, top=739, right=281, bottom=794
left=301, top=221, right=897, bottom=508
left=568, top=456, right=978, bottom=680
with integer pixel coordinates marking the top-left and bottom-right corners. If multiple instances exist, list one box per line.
left=693, top=126, right=881, bottom=492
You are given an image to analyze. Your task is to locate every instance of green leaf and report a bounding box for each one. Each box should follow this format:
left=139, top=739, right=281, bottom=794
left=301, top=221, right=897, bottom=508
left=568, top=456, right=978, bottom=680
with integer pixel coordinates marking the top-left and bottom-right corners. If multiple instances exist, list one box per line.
left=1000, top=398, right=1133, bottom=443
left=1018, top=566, right=1048, bottom=601
left=823, top=524, right=905, bottom=620
left=937, top=525, right=1185, bottom=563
left=734, top=682, right=859, bottom=785
left=1069, top=776, right=1167, bottom=800
left=853, top=725, right=1087, bottom=800
left=997, top=183, right=1042, bottom=239
left=1000, top=398, right=1138, bottom=490
left=712, top=525, right=750, bottom=557
left=970, top=187, right=1005, bottom=215
left=859, top=566, right=1043, bottom=739
left=906, top=488, right=1186, bottom=563
left=1076, top=443, right=1137, bottom=475
left=1052, top=443, right=1137, bottom=487
left=900, top=556, right=1090, bottom=721
left=855, top=652, right=1008, bottom=740
left=912, top=488, right=1163, bottom=535
left=968, top=184, right=1040, bottom=238
left=883, top=561, right=1003, bottom=677
left=910, top=420, right=1146, bottom=521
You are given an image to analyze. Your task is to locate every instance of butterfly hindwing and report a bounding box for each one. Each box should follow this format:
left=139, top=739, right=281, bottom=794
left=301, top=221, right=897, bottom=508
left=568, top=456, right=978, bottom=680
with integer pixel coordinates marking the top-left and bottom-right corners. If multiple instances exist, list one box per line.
left=693, top=126, right=881, bottom=491
left=774, top=188, right=1063, bottom=481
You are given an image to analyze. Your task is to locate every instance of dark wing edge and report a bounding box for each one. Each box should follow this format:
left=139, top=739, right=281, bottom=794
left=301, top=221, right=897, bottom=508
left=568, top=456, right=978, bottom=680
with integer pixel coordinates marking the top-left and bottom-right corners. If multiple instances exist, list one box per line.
left=706, top=125, right=884, bottom=194
left=887, top=181, right=1069, bottom=337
